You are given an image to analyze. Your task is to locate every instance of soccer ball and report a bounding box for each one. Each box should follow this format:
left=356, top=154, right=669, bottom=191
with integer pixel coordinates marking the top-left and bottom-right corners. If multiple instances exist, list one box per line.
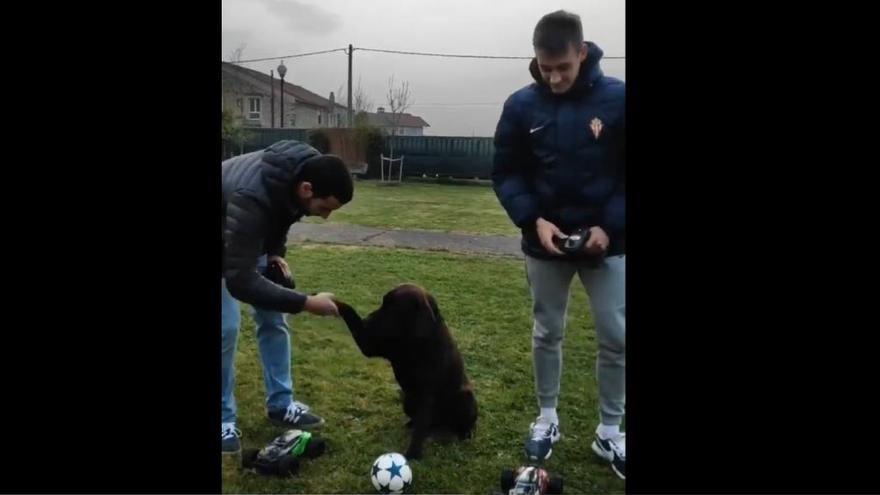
left=370, top=452, right=412, bottom=493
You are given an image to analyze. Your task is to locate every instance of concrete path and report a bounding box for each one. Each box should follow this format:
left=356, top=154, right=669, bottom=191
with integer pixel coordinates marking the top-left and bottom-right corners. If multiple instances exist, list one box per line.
left=287, top=223, right=523, bottom=258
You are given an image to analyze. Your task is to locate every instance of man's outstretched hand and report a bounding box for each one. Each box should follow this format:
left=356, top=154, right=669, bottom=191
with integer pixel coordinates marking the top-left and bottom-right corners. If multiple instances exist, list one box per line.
left=304, top=292, right=339, bottom=317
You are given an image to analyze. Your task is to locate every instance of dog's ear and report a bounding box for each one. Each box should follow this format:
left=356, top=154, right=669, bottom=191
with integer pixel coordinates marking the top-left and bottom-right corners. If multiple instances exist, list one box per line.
left=423, top=292, right=440, bottom=323
left=411, top=292, right=441, bottom=339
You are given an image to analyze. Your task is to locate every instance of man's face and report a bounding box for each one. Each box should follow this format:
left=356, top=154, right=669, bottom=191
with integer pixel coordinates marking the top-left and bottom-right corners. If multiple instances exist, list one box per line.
left=535, top=42, right=587, bottom=94
left=296, top=182, right=343, bottom=219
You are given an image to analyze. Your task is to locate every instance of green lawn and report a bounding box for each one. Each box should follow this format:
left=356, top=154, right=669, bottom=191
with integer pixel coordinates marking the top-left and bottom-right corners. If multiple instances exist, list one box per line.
left=222, top=245, right=624, bottom=494
left=301, top=180, right=520, bottom=236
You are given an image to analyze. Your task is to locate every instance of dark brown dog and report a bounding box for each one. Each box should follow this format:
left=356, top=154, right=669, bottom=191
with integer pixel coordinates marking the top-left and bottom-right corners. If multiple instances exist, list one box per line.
left=333, top=284, right=477, bottom=459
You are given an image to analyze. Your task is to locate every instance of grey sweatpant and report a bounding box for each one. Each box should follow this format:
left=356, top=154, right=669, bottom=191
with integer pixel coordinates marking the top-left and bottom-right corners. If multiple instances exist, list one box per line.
left=526, top=254, right=626, bottom=426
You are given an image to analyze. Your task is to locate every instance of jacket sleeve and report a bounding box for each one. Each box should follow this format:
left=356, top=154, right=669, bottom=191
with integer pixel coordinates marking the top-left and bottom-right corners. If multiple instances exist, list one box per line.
left=491, top=95, right=541, bottom=229
left=222, top=191, right=307, bottom=313
left=598, top=108, right=625, bottom=236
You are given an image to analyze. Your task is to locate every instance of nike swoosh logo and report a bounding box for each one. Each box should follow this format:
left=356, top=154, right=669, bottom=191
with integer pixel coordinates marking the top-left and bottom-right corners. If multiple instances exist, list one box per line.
left=599, top=438, right=624, bottom=459
left=529, top=125, right=545, bottom=134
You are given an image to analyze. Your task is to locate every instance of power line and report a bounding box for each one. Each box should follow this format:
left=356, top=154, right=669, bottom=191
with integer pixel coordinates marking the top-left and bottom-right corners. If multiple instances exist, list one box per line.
left=229, top=46, right=625, bottom=64
left=233, top=48, right=347, bottom=64
left=356, top=47, right=532, bottom=60
left=410, top=102, right=502, bottom=107
left=358, top=47, right=624, bottom=60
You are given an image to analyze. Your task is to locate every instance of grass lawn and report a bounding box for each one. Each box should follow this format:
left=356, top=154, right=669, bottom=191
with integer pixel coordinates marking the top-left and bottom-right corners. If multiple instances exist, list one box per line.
left=222, top=245, right=624, bottom=494
left=301, top=180, right=520, bottom=237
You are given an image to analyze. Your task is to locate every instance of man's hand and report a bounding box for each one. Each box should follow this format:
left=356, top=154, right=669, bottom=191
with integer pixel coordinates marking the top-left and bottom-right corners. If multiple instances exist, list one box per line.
left=267, top=255, right=291, bottom=279
left=536, top=217, right=567, bottom=255
left=585, top=226, right=610, bottom=255
left=304, top=292, right=339, bottom=317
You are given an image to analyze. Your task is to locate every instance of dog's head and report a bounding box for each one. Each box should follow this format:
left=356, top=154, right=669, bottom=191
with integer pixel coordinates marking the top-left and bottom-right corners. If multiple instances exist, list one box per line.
left=363, top=283, right=443, bottom=339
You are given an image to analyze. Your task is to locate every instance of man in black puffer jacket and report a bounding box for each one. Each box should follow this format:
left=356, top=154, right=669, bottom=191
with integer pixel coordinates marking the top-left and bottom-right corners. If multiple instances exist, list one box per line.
left=221, top=140, right=353, bottom=455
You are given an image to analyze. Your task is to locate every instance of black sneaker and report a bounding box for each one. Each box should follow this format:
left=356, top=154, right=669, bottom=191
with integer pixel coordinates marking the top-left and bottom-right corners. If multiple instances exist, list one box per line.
left=524, top=417, right=561, bottom=462
left=592, top=430, right=625, bottom=480
left=221, top=423, right=242, bottom=455
left=268, top=401, right=325, bottom=430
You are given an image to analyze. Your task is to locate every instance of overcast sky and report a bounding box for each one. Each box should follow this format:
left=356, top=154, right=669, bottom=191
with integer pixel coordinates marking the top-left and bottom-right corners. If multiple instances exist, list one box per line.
left=222, top=0, right=625, bottom=137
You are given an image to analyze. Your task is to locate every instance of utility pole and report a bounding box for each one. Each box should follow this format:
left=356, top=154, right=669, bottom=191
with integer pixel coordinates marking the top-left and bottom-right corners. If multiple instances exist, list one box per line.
left=348, top=44, right=353, bottom=127
left=270, top=69, right=275, bottom=128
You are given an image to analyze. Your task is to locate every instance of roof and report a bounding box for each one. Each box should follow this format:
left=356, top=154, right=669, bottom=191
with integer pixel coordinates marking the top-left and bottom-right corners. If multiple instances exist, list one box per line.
left=222, top=62, right=429, bottom=127
left=221, top=61, right=347, bottom=111
left=364, top=111, right=430, bottom=128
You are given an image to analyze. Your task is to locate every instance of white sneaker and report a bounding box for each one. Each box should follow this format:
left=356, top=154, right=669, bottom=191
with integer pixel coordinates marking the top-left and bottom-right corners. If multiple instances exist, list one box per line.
left=592, top=427, right=625, bottom=480
left=524, top=416, right=561, bottom=462
left=221, top=422, right=242, bottom=455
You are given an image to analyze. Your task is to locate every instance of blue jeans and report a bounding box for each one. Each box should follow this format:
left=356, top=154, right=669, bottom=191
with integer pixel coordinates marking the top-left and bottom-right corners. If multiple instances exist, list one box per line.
left=221, top=255, right=294, bottom=424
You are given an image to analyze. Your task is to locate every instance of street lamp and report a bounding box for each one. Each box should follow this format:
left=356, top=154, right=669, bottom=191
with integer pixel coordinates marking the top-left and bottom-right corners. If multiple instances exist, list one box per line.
left=278, top=61, right=287, bottom=128
left=270, top=69, right=275, bottom=128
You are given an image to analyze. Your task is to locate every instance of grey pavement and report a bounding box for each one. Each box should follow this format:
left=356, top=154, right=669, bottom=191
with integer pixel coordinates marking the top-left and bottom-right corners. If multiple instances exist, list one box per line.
left=287, top=223, right=523, bottom=258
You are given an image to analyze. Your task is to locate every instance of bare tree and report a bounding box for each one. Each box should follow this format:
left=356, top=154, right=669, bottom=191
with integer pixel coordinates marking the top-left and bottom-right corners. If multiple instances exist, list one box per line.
left=354, top=76, right=374, bottom=114
left=338, top=76, right=375, bottom=121
left=385, top=75, right=413, bottom=160
left=227, top=43, right=247, bottom=63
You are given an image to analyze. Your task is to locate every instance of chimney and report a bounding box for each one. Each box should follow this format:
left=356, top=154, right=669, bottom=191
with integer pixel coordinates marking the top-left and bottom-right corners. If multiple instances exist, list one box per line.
left=329, top=91, right=335, bottom=104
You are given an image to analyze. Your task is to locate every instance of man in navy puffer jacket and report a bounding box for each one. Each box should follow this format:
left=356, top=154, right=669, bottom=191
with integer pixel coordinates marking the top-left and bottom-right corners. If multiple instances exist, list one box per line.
left=492, top=10, right=625, bottom=480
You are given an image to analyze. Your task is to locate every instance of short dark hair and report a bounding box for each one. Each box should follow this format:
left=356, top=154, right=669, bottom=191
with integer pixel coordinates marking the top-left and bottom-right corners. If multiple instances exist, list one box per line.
left=533, top=10, right=584, bottom=56
left=299, top=154, right=353, bottom=204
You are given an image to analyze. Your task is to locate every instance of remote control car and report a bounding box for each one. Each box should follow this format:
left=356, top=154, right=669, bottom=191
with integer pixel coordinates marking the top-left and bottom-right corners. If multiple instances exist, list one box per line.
left=241, top=429, right=326, bottom=476
left=500, top=465, right=563, bottom=495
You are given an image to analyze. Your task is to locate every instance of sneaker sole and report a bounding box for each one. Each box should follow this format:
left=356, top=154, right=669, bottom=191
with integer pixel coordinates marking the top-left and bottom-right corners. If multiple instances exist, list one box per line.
left=591, top=441, right=625, bottom=480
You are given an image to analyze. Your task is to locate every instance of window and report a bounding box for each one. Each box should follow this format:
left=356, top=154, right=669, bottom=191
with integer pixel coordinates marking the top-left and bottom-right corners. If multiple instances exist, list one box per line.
left=337, top=113, right=342, bottom=127
left=290, top=113, right=296, bottom=127
left=247, top=97, right=261, bottom=120
left=318, top=113, right=322, bottom=125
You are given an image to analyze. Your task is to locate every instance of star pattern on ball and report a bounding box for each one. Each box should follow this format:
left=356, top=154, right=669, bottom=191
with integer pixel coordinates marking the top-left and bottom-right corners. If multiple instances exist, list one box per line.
left=372, top=463, right=381, bottom=477
left=378, top=482, right=392, bottom=494
left=388, top=460, right=404, bottom=479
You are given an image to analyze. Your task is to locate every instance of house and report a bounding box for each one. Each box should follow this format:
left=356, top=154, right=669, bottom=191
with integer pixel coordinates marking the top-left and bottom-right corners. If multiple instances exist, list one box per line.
left=221, top=61, right=348, bottom=129
left=361, top=107, right=430, bottom=136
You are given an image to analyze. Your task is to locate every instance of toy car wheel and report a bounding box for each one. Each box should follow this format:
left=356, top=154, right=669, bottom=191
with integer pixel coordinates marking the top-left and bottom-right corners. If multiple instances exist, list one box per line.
left=241, top=448, right=259, bottom=469
left=278, top=455, right=300, bottom=476
left=304, top=437, right=326, bottom=458
left=500, top=468, right=515, bottom=492
left=548, top=474, right=564, bottom=494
